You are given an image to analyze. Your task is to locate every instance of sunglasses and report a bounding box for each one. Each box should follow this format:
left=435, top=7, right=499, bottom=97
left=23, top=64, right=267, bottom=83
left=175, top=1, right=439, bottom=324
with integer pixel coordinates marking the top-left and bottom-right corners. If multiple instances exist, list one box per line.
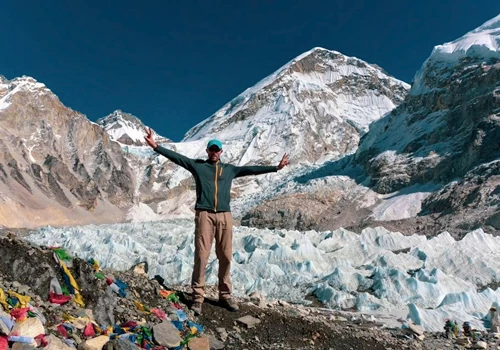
left=208, top=147, right=222, bottom=152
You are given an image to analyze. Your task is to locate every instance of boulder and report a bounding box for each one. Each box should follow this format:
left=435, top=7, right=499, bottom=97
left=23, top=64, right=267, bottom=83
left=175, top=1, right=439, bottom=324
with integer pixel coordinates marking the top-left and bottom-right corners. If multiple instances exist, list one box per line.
left=152, top=321, right=182, bottom=348
left=187, top=336, right=209, bottom=350
left=10, top=318, right=45, bottom=338
left=82, top=335, right=110, bottom=350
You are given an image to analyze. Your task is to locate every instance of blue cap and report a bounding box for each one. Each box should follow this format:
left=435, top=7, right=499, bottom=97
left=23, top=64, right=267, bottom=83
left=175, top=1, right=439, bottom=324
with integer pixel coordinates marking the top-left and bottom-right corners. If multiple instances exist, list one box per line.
left=207, top=139, right=222, bottom=150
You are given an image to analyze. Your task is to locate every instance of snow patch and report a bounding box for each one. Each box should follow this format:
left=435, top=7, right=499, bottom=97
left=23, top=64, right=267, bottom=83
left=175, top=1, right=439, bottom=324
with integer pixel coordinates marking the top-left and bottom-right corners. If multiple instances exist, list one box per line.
left=371, top=184, right=438, bottom=221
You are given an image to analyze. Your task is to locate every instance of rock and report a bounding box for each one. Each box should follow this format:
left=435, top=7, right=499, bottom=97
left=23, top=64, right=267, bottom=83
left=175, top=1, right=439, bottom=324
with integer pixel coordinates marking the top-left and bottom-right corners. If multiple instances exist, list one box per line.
left=215, top=328, right=228, bottom=342
left=152, top=321, right=182, bottom=348
left=278, top=300, right=290, bottom=307
left=45, top=335, right=74, bottom=350
left=231, top=332, right=244, bottom=342
left=10, top=317, right=45, bottom=338
left=94, top=288, right=118, bottom=327
left=17, top=285, right=30, bottom=294
left=408, top=322, right=424, bottom=336
left=473, top=341, right=488, bottom=349
left=115, top=306, right=125, bottom=313
left=106, top=338, right=141, bottom=350
left=206, top=334, right=224, bottom=350
left=455, top=337, right=471, bottom=346
left=132, top=262, right=148, bottom=275
left=187, top=336, right=209, bottom=350
left=82, top=336, right=110, bottom=350
left=0, top=310, right=12, bottom=335
left=0, top=319, right=10, bottom=335
left=7, top=232, right=18, bottom=240
left=236, top=315, right=261, bottom=329
left=415, top=334, right=425, bottom=341
left=71, top=334, right=82, bottom=345
left=12, top=343, right=37, bottom=350
left=249, top=292, right=266, bottom=308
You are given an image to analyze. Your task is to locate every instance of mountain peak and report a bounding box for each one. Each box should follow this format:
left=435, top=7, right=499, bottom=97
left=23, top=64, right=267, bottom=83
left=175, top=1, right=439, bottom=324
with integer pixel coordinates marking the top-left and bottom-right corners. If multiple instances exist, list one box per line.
left=97, top=110, right=147, bottom=146
left=0, top=75, right=53, bottom=112
left=97, top=110, right=171, bottom=146
left=182, top=47, right=409, bottom=165
left=411, top=13, right=500, bottom=94
left=430, top=13, right=500, bottom=63
left=9, top=76, right=51, bottom=92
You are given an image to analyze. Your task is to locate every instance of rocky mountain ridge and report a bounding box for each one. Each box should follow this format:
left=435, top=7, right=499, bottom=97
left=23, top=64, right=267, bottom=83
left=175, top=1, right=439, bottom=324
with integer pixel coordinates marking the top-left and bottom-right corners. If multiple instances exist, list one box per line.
left=0, top=76, right=133, bottom=228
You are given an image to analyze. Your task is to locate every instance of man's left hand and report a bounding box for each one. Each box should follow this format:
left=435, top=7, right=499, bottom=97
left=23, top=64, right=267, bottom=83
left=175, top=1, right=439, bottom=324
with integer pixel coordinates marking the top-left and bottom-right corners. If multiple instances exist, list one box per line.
left=277, top=153, right=289, bottom=170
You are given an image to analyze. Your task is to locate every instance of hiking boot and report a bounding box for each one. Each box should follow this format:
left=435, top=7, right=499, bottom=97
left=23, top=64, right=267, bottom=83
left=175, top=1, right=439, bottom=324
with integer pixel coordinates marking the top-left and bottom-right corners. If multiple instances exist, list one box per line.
left=219, top=298, right=239, bottom=312
left=191, top=302, right=202, bottom=316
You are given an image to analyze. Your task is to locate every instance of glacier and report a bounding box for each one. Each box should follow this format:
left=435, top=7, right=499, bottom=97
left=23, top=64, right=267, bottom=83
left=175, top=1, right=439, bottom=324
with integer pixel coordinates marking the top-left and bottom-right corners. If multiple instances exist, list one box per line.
left=26, top=219, right=500, bottom=332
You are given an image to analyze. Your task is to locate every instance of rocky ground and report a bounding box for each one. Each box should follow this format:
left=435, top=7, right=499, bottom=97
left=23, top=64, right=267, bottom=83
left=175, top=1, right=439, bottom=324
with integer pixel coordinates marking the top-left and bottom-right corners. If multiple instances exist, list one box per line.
left=0, top=230, right=498, bottom=349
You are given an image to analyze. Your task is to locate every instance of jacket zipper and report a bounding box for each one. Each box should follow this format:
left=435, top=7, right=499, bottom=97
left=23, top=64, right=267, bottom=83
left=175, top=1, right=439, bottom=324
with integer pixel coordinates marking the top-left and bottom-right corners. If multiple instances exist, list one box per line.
left=214, top=162, right=219, bottom=212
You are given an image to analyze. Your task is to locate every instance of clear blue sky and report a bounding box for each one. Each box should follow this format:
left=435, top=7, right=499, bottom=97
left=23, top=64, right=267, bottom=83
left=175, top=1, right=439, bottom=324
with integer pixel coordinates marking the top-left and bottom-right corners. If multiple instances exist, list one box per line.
left=2, top=1, right=499, bottom=141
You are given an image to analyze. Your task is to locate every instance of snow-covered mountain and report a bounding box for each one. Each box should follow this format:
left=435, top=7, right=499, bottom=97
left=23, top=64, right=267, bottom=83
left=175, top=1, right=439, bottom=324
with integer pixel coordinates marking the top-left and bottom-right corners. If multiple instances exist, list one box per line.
left=354, top=14, right=500, bottom=233
left=97, top=110, right=172, bottom=147
left=99, top=48, right=409, bottom=222
left=243, top=14, right=500, bottom=236
left=183, top=47, right=408, bottom=165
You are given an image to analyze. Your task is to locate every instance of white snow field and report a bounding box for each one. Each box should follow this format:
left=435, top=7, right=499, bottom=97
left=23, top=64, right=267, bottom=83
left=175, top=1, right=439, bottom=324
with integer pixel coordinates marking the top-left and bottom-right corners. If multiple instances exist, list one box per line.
left=26, top=221, right=500, bottom=332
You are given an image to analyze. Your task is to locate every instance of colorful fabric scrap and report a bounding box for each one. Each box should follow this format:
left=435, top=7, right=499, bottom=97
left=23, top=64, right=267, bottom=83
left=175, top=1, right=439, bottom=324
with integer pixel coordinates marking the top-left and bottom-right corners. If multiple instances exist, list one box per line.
left=171, top=320, right=183, bottom=331
left=34, top=334, right=48, bottom=347
left=0, top=335, right=7, bottom=350
left=83, top=323, right=96, bottom=338
left=158, top=290, right=174, bottom=298
left=87, top=258, right=100, bottom=272
left=0, top=316, right=13, bottom=332
left=9, top=308, right=29, bottom=321
left=7, top=291, right=30, bottom=308
left=0, top=335, right=9, bottom=350
left=187, top=321, right=204, bottom=335
left=176, top=310, right=187, bottom=322
left=59, top=261, right=85, bottom=307
left=150, top=308, right=166, bottom=320
left=57, top=324, right=69, bottom=338
left=94, top=272, right=105, bottom=280
left=48, top=292, right=72, bottom=305
left=134, top=301, right=150, bottom=313
left=53, top=248, right=73, bottom=262
left=0, top=290, right=8, bottom=312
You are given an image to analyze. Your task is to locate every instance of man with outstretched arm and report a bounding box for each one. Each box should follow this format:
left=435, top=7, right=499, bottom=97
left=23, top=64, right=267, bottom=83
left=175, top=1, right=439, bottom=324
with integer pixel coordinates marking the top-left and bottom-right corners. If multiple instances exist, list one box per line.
left=144, top=128, right=289, bottom=315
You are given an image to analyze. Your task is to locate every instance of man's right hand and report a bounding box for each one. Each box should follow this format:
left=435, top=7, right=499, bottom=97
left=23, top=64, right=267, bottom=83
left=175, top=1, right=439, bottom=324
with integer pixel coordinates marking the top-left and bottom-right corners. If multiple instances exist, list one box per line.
left=144, top=127, right=158, bottom=149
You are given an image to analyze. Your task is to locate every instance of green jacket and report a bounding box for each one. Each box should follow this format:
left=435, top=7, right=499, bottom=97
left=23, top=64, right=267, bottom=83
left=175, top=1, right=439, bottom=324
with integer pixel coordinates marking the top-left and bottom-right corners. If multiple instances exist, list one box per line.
left=155, top=145, right=277, bottom=212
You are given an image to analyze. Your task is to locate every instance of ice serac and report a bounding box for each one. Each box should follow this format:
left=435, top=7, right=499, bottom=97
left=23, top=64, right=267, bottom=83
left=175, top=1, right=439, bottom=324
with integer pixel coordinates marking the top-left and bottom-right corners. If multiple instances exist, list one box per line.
left=0, top=76, right=135, bottom=228
left=26, top=222, right=500, bottom=333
